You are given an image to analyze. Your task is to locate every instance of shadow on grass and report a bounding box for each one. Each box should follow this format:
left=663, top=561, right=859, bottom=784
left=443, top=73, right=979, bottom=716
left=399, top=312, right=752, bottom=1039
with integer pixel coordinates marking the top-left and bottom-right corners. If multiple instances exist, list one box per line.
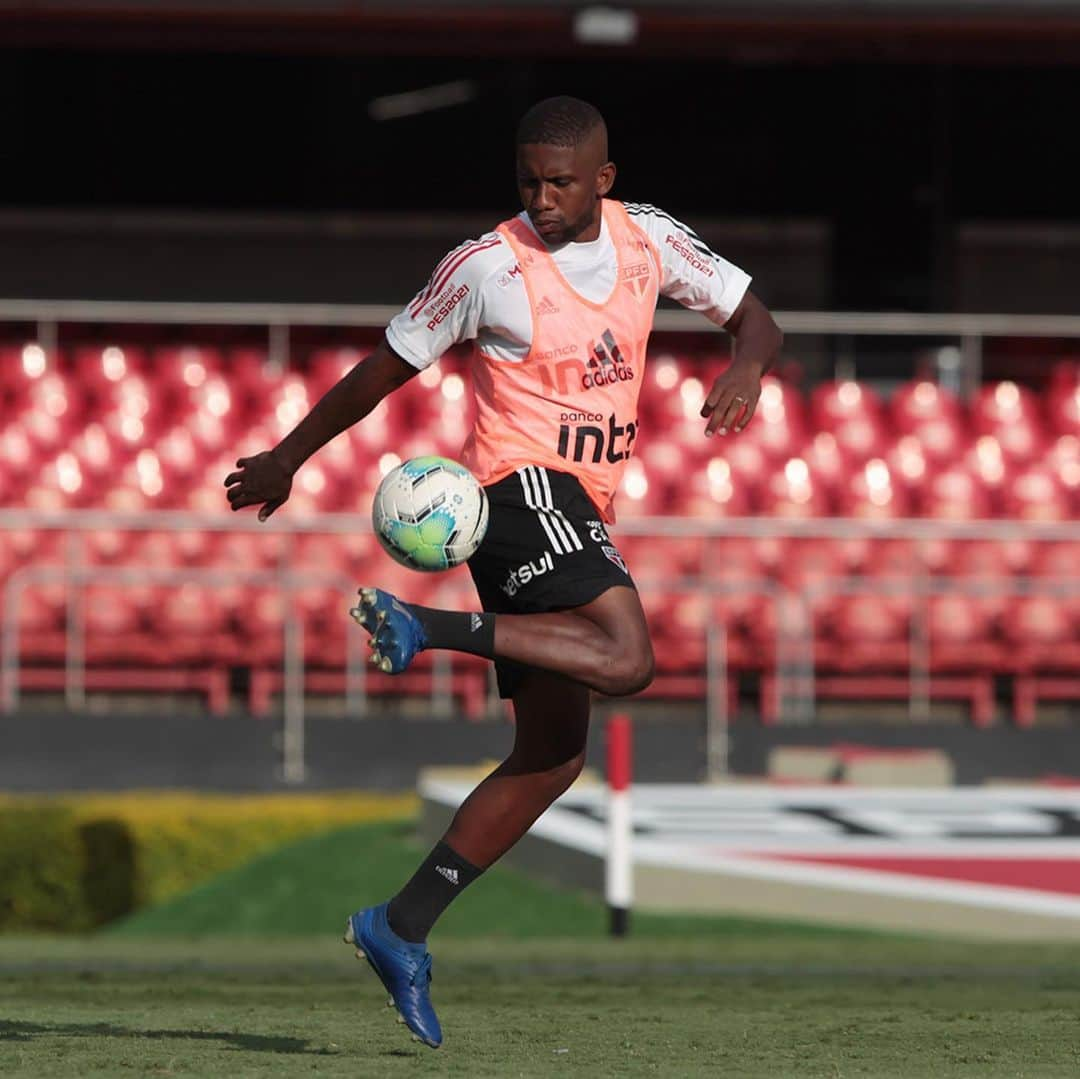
left=0, top=1019, right=333, bottom=1055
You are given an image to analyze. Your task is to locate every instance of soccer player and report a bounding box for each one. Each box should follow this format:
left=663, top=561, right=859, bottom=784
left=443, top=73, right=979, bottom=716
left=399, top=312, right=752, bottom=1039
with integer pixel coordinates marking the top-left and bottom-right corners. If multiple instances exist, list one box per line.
left=225, top=96, right=782, bottom=1047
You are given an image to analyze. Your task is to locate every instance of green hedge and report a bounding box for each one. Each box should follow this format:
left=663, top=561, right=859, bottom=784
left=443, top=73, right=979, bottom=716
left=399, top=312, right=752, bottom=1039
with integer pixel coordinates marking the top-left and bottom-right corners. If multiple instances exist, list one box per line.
left=0, top=792, right=416, bottom=932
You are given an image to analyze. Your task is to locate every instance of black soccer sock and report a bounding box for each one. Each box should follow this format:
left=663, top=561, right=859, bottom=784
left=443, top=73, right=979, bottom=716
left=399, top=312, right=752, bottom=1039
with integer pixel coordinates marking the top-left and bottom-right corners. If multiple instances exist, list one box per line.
left=411, top=605, right=496, bottom=659
left=387, top=840, right=484, bottom=943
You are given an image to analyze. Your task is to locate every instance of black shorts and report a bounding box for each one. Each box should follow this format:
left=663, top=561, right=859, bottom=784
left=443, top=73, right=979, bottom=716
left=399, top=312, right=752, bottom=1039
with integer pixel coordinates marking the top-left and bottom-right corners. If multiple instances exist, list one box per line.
left=467, top=466, right=636, bottom=699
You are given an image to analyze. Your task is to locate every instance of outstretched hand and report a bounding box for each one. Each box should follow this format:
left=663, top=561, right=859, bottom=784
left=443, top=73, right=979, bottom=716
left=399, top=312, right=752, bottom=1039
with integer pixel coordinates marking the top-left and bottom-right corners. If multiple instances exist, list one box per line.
left=700, top=360, right=763, bottom=438
left=223, top=451, right=293, bottom=521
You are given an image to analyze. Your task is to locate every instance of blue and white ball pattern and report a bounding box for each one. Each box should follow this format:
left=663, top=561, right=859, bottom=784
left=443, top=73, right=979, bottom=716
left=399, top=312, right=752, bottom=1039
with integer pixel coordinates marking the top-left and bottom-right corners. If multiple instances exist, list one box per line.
left=372, top=455, right=489, bottom=572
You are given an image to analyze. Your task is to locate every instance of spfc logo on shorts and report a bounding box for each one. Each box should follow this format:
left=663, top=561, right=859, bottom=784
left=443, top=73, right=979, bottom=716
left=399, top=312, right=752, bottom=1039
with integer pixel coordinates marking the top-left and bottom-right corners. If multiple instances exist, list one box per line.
left=602, top=545, right=628, bottom=575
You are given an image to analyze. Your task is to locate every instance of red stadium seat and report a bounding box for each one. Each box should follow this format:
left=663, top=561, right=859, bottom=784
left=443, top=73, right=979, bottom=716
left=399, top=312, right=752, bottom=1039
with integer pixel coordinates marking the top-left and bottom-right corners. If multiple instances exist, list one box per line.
left=129, top=529, right=216, bottom=571
left=971, top=381, right=1045, bottom=468
left=881, top=435, right=928, bottom=500
left=1002, top=583, right=1080, bottom=726
left=942, top=540, right=1013, bottom=623
left=148, top=583, right=233, bottom=662
left=701, top=537, right=773, bottom=626
left=226, top=349, right=282, bottom=429
left=1004, top=465, right=1070, bottom=521
left=613, top=458, right=668, bottom=518
left=836, top=457, right=909, bottom=519
left=779, top=539, right=847, bottom=626
left=18, top=370, right=76, bottom=454
left=829, top=593, right=910, bottom=668
left=83, top=585, right=146, bottom=662
left=957, top=436, right=1016, bottom=513
left=810, top=381, right=887, bottom=464
left=16, top=582, right=66, bottom=635
left=733, top=377, right=807, bottom=463
left=71, top=422, right=127, bottom=495
left=0, top=343, right=55, bottom=411
left=154, top=426, right=203, bottom=492
left=928, top=592, right=995, bottom=652
left=672, top=455, right=753, bottom=518
left=802, top=431, right=853, bottom=498
left=926, top=592, right=1002, bottom=698
left=0, top=424, right=38, bottom=494
left=1046, top=435, right=1080, bottom=508
left=760, top=457, right=829, bottom=518
left=810, top=380, right=884, bottom=429
left=638, top=353, right=693, bottom=429
left=920, top=464, right=991, bottom=520
left=709, top=437, right=770, bottom=503
left=890, top=380, right=966, bottom=465
left=117, top=449, right=172, bottom=507
left=149, top=345, right=225, bottom=404
left=293, top=533, right=356, bottom=578
left=290, top=459, right=347, bottom=513
left=85, top=528, right=134, bottom=565
left=972, top=380, right=1040, bottom=426
left=262, top=372, right=312, bottom=443
left=1047, top=378, right=1080, bottom=437
left=34, top=454, right=91, bottom=508
left=216, top=530, right=284, bottom=572
left=1001, top=594, right=1075, bottom=651
left=347, top=398, right=408, bottom=458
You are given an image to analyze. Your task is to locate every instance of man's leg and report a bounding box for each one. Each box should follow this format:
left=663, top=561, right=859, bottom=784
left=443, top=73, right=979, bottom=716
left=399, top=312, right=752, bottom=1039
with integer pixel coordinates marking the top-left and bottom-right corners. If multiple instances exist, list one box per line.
left=355, top=583, right=655, bottom=699
left=413, top=670, right=589, bottom=881
left=344, top=671, right=589, bottom=1048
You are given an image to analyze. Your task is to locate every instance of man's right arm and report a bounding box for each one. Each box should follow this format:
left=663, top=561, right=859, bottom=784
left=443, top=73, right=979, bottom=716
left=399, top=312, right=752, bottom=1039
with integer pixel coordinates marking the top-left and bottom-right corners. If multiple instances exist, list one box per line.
left=225, top=230, right=502, bottom=520
left=224, top=337, right=417, bottom=520
left=274, top=337, right=417, bottom=474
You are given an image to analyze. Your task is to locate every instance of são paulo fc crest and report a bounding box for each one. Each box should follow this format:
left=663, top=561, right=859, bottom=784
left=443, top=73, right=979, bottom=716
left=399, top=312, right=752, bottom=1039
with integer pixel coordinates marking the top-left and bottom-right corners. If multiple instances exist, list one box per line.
left=602, top=545, right=628, bottom=574
left=620, top=260, right=652, bottom=303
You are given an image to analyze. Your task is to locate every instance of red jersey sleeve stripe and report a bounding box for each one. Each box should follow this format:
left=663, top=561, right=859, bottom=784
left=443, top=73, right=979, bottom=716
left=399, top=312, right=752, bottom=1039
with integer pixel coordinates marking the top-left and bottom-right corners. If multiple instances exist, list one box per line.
left=408, top=239, right=485, bottom=316
left=408, top=237, right=502, bottom=317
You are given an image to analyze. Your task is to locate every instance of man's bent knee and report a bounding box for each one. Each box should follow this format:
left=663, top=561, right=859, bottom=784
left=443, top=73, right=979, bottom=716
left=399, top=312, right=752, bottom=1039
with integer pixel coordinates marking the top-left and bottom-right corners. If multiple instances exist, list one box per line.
left=605, top=647, right=655, bottom=697
left=550, top=749, right=587, bottom=795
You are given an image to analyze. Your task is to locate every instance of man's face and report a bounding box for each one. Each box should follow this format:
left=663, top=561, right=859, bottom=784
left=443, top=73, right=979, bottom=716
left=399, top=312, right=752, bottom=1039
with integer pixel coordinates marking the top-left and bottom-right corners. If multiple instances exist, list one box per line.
left=516, top=133, right=614, bottom=245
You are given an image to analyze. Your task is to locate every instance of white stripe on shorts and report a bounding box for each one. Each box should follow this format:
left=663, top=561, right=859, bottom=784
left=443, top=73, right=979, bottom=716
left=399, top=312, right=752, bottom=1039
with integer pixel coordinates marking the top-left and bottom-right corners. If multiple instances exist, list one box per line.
left=519, top=467, right=565, bottom=554
left=535, top=467, right=583, bottom=551
left=525, top=467, right=574, bottom=552
left=526, top=466, right=581, bottom=553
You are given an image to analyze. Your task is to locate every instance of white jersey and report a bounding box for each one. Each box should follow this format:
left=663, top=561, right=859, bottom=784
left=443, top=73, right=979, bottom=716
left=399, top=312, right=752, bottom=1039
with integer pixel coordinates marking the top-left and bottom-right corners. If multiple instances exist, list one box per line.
left=386, top=202, right=751, bottom=369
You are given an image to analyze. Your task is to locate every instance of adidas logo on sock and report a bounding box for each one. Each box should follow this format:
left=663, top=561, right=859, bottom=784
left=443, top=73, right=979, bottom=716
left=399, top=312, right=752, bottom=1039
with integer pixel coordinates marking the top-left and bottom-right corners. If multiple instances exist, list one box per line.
left=435, top=865, right=459, bottom=885
left=470, top=612, right=483, bottom=632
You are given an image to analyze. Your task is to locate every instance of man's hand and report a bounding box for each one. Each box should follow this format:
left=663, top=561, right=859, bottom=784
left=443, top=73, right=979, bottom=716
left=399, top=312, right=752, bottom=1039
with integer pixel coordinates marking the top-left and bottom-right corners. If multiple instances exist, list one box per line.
left=700, top=358, right=763, bottom=437
left=224, top=450, right=293, bottom=521
left=700, top=290, right=782, bottom=438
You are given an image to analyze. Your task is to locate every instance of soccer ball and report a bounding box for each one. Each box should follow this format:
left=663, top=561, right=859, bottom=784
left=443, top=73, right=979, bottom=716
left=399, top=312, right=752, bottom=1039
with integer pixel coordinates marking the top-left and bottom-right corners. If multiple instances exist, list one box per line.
left=372, top=455, right=489, bottom=572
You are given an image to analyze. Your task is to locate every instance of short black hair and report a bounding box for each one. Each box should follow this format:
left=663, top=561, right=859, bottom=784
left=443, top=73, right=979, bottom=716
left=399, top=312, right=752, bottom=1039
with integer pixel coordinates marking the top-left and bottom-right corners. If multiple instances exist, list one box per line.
left=516, top=96, right=606, bottom=148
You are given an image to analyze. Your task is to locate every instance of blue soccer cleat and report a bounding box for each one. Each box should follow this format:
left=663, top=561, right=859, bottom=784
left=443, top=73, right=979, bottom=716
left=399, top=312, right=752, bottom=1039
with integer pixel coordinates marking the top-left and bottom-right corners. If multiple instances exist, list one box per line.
left=344, top=902, right=442, bottom=1048
left=349, top=587, right=428, bottom=675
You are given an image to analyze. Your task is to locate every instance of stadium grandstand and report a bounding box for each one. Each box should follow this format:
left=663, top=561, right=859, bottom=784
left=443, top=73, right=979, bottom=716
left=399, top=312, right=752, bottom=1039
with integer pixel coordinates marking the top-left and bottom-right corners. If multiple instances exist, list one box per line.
left=2, top=326, right=1079, bottom=735
left=6, top=3, right=1080, bottom=1074
left=1, top=0, right=1079, bottom=791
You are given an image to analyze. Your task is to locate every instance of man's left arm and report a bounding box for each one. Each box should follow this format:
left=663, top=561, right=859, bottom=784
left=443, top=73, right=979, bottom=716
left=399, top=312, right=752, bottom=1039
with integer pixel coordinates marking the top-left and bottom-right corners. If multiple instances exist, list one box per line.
left=629, top=203, right=783, bottom=438
left=700, top=290, right=783, bottom=437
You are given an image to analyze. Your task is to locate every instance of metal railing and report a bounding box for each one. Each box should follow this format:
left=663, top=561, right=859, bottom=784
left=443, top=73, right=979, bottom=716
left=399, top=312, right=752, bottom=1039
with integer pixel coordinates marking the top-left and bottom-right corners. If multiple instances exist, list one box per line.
left=5, top=299, right=1080, bottom=384
left=2, top=509, right=1078, bottom=782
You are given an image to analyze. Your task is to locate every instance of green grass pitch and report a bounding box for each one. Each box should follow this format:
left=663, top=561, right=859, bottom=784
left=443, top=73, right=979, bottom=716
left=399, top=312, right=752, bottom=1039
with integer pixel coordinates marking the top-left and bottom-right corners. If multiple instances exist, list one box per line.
left=2, top=821, right=1079, bottom=1077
